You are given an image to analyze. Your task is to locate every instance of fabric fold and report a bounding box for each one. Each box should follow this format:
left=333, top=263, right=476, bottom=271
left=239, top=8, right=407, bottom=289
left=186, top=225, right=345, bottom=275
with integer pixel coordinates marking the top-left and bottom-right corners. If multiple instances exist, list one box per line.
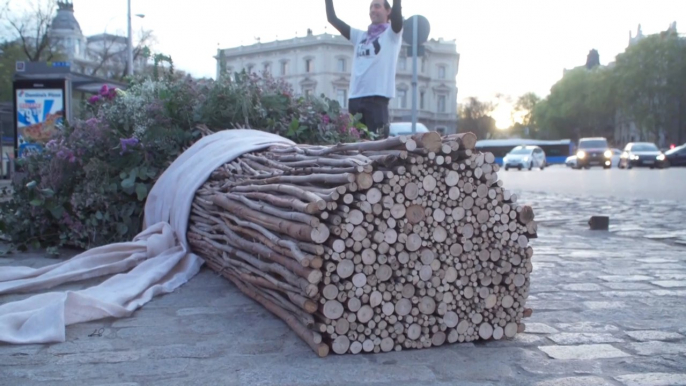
left=0, top=129, right=295, bottom=344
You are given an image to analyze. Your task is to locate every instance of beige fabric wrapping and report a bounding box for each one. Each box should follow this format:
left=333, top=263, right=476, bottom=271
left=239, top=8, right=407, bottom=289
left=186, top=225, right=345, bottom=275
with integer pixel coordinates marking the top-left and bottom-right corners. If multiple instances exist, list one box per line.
left=0, top=129, right=294, bottom=344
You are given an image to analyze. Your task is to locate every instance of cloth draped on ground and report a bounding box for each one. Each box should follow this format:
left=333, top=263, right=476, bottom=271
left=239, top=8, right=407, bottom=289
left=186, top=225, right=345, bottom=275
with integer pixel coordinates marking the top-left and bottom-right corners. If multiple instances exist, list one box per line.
left=0, top=129, right=295, bottom=344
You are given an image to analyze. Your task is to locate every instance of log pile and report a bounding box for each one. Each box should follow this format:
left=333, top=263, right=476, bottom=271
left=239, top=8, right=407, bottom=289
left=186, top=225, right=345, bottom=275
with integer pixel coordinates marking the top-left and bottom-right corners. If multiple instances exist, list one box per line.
left=187, top=131, right=535, bottom=357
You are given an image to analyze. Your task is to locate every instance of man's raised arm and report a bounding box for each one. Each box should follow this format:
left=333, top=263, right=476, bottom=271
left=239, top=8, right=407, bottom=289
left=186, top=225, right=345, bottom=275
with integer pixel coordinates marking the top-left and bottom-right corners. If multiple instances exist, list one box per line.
left=390, top=0, right=403, bottom=33
left=325, top=0, right=351, bottom=40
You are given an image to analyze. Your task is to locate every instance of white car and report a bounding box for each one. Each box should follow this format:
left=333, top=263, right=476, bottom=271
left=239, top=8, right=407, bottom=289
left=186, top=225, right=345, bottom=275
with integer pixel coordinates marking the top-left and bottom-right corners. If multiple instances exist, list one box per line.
left=388, top=122, right=429, bottom=137
left=568, top=149, right=620, bottom=168
left=503, top=145, right=546, bottom=171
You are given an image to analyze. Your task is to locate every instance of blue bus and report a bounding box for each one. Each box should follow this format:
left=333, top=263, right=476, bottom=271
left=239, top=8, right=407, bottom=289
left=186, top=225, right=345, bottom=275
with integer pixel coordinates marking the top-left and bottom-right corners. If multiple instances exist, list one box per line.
left=475, top=139, right=574, bottom=165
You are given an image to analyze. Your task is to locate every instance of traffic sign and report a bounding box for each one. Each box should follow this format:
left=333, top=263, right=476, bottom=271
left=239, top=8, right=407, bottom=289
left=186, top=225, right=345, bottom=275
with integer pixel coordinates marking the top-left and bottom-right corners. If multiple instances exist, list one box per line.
left=402, top=15, right=430, bottom=46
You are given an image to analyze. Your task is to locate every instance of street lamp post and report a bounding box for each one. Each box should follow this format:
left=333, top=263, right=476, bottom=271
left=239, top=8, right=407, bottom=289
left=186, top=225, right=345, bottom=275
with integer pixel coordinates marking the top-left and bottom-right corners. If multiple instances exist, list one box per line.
left=126, top=0, right=145, bottom=77
left=127, top=0, right=133, bottom=76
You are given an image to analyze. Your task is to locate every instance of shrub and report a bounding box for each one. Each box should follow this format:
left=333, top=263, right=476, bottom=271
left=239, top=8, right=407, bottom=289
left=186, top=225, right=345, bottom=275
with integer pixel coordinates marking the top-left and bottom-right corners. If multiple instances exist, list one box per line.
left=0, top=65, right=370, bottom=252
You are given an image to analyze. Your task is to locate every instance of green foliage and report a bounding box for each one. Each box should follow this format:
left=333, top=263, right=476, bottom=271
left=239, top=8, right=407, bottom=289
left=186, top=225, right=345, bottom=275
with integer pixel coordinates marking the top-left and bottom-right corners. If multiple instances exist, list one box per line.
left=532, top=66, right=616, bottom=140
left=613, top=33, right=686, bottom=140
left=458, top=97, right=497, bottom=139
left=0, top=63, right=368, bottom=253
left=533, top=29, right=686, bottom=143
left=0, top=41, right=27, bottom=102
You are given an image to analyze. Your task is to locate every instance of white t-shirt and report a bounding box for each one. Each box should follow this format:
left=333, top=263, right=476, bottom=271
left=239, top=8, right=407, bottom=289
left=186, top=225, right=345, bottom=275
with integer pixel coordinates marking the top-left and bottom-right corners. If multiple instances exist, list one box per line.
left=348, top=26, right=403, bottom=100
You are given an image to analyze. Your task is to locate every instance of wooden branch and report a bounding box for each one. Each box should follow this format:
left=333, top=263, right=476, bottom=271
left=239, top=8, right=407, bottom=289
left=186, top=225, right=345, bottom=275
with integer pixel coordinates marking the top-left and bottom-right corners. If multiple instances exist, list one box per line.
left=229, top=184, right=326, bottom=212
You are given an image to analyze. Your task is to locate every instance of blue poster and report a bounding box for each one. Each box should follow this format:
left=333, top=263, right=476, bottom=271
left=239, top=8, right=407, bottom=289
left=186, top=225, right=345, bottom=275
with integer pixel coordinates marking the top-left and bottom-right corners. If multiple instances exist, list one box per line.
left=16, top=88, right=64, bottom=157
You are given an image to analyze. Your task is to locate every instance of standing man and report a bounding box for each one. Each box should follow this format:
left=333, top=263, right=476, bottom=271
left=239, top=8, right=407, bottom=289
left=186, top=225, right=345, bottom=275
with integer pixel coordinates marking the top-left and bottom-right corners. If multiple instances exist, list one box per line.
left=326, top=0, right=403, bottom=138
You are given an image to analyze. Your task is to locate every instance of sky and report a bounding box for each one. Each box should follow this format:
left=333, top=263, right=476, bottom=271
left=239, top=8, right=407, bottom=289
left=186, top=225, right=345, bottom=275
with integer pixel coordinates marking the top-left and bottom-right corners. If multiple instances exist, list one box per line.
left=62, top=1, right=686, bottom=128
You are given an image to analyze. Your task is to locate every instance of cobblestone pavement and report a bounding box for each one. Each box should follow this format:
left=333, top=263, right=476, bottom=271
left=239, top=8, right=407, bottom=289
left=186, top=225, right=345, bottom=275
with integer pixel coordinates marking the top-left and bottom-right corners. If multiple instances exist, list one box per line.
left=0, top=192, right=685, bottom=386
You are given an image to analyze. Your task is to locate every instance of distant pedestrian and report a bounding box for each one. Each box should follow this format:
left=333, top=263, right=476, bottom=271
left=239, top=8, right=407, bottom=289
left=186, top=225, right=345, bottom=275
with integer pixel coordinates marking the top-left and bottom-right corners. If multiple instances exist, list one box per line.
left=325, top=0, right=403, bottom=138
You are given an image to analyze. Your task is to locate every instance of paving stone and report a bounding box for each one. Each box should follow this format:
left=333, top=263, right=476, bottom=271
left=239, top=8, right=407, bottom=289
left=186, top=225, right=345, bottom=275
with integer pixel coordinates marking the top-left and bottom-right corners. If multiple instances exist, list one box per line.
left=560, top=283, right=605, bottom=292
left=599, top=275, right=654, bottom=283
left=654, top=273, right=686, bottom=280
left=625, top=331, right=684, bottom=342
left=600, top=291, right=654, bottom=299
left=584, top=301, right=628, bottom=309
left=637, top=258, right=679, bottom=263
left=651, top=281, right=686, bottom=288
left=615, top=372, right=686, bottom=386
left=175, top=307, right=229, bottom=316
left=237, top=363, right=439, bottom=385
left=525, top=301, right=580, bottom=311
left=539, top=344, right=631, bottom=360
left=524, top=323, right=559, bottom=334
left=536, top=376, right=616, bottom=386
left=651, top=290, right=686, bottom=297
left=601, top=282, right=656, bottom=291
left=554, top=322, right=621, bottom=333
left=627, top=342, right=686, bottom=356
left=548, top=333, right=624, bottom=345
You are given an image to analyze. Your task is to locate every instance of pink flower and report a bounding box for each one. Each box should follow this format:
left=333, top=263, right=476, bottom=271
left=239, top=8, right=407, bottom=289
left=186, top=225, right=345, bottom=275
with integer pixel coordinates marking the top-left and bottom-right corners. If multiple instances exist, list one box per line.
left=88, top=95, right=101, bottom=104
left=322, top=114, right=330, bottom=124
left=99, top=85, right=109, bottom=96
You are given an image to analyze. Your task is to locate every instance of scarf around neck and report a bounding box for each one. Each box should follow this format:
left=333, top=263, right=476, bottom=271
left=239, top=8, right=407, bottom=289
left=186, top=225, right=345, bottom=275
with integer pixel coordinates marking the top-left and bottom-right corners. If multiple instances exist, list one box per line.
left=366, top=22, right=390, bottom=44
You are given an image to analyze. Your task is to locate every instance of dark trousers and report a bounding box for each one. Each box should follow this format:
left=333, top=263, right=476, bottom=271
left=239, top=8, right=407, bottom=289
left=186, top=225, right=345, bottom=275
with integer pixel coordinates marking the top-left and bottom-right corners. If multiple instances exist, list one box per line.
left=348, top=96, right=390, bottom=138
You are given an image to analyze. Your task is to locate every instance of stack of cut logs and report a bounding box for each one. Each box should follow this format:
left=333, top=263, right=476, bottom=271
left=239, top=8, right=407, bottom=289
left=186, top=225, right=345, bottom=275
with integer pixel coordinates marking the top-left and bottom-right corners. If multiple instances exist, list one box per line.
left=187, top=131, right=535, bottom=357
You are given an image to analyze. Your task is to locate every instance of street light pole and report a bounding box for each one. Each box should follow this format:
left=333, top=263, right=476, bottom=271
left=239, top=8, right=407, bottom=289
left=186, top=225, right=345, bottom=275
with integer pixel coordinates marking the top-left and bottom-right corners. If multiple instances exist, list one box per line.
left=127, top=0, right=133, bottom=76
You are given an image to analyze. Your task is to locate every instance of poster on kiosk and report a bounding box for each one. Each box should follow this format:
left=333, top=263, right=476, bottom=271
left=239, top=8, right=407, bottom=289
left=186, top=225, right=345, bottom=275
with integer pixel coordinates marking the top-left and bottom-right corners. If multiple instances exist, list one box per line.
left=13, top=79, right=67, bottom=158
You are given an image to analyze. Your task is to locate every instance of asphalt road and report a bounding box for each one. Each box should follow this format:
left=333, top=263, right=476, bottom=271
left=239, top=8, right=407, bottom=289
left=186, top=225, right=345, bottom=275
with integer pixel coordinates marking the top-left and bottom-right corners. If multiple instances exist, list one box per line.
left=499, top=165, right=686, bottom=202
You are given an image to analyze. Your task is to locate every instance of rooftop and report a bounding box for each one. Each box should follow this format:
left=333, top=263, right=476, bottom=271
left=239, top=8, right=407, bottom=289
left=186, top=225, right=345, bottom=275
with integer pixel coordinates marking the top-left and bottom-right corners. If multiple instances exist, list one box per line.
left=218, top=32, right=458, bottom=58
left=51, top=0, right=82, bottom=34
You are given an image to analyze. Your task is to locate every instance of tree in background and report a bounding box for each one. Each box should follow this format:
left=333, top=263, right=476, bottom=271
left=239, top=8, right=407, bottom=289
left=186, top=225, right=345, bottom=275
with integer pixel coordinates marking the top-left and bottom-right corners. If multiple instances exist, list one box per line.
left=613, top=31, right=686, bottom=144
left=533, top=27, right=685, bottom=145
left=533, top=66, right=616, bottom=141
left=458, top=97, right=497, bottom=140
left=85, top=28, right=157, bottom=81
left=1, top=0, right=61, bottom=62
left=508, top=92, right=541, bottom=138
left=0, top=41, right=26, bottom=101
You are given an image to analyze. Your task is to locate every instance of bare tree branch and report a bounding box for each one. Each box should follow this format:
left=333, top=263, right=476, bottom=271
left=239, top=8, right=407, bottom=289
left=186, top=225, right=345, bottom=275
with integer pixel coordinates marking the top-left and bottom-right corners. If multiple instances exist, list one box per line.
left=117, top=27, right=156, bottom=80
left=2, top=0, right=58, bottom=61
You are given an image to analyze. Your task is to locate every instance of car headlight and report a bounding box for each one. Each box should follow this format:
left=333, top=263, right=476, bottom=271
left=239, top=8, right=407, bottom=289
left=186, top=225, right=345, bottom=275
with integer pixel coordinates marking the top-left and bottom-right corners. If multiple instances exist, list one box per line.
left=604, top=150, right=612, bottom=158
left=523, top=157, right=529, bottom=162
left=577, top=151, right=586, bottom=159
left=657, top=154, right=665, bottom=161
left=630, top=155, right=639, bottom=160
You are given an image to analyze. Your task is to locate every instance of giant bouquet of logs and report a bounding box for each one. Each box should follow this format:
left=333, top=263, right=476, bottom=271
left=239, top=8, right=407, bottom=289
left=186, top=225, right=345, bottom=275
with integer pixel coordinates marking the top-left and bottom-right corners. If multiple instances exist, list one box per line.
left=187, top=131, right=536, bottom=357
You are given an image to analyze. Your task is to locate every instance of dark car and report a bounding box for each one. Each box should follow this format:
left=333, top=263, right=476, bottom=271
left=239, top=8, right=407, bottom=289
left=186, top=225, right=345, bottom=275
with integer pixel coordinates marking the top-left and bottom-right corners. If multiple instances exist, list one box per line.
left=618, top=142, right=669, bottom=169
left=575, top=137, right=612, bottom=169
left=664, top=144, right=686, bottom=166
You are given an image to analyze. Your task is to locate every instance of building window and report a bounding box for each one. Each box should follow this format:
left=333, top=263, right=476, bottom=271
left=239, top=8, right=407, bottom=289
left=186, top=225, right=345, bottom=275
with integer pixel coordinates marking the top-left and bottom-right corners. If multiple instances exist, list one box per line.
left=438, top=95, right=446, bottom=113
left=281, top=61, right=289, bottom=75
left=421, top=58, right=426, bottom=73
left=336, top=89, right=348, bottom=108
left=337, top=58, right=346, bottom=72
left=305, top=58, right=313, bottom=73
left=438, top=65, right=446, bottom=79
left=304, top=88, right=313, bottom=98
left=397, top=89, right=407, bottom=109
left=246, top=64, right=255, bottom=73
left=420, top=92, right=425, bottom=109
left=398, top=57, right=406, bottom=70
left=263, top=63, right=271, bottom=74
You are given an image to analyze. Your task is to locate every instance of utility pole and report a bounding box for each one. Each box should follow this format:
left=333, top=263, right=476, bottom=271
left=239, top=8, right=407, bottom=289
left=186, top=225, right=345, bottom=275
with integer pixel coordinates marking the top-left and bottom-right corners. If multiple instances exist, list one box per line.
left=411, top=16, right=418, bottom=133
left=127, top=0, right=133, bottom=76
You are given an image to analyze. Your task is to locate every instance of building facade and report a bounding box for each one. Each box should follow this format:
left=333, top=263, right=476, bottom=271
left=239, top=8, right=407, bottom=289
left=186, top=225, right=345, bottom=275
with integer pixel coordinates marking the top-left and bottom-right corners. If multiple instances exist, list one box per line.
left=216, top=30, right=460, bottom=134
left=49, top=1, right=146, bottom=79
